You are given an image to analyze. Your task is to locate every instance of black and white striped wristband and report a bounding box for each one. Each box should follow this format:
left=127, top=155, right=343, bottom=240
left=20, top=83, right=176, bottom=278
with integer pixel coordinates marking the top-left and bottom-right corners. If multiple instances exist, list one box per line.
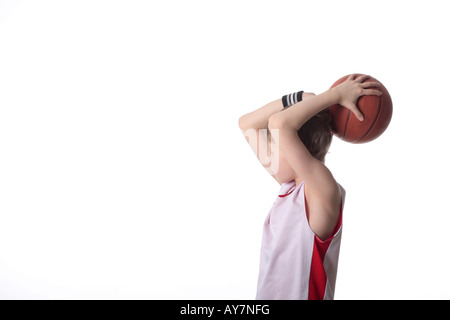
left=282, top=90, right=304, bottom=108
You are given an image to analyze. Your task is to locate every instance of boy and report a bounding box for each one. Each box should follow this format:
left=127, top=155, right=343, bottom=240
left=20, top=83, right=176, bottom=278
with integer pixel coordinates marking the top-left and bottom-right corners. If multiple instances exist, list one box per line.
left=238, top=74, right=382, bottom=299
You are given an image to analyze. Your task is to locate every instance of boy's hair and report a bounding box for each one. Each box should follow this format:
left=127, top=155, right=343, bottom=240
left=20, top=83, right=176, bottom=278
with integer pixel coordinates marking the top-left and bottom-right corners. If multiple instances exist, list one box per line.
left=297, top=109, right=333, bottom=163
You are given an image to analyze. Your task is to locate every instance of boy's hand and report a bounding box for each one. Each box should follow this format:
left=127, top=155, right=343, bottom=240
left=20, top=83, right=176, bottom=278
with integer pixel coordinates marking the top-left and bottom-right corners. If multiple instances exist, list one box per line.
left=332, top=74, right=382, bottom=121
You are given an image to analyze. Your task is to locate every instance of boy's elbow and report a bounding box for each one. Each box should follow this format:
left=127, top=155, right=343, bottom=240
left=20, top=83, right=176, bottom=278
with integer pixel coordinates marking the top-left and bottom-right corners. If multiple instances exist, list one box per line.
left=238, top=114, right=249, bottom=130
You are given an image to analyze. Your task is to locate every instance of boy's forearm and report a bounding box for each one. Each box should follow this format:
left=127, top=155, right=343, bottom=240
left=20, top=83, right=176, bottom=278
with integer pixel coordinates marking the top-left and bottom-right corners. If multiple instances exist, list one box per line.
left=269, top=88, right=339, bottom=131
left=238, top=99, right=283, bottom=130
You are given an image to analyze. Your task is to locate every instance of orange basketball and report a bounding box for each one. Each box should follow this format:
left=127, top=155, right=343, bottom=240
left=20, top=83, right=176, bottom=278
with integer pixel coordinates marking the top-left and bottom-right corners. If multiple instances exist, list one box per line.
left=328, top=74, right=393, bottom=143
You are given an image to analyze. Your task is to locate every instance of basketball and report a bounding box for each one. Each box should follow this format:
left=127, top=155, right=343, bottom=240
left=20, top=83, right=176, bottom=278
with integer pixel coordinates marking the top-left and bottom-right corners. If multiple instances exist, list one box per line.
left=328, top=74, right=393, bottom=143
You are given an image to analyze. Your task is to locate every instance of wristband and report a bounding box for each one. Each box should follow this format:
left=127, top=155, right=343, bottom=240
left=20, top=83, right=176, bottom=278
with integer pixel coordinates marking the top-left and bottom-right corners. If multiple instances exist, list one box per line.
left=282, top=90, right=304, bottom=108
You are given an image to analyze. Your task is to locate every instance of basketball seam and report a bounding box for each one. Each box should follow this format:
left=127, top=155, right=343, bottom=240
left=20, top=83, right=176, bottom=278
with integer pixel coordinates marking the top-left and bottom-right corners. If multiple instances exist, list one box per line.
left=343, top=109, right=351, bottom=139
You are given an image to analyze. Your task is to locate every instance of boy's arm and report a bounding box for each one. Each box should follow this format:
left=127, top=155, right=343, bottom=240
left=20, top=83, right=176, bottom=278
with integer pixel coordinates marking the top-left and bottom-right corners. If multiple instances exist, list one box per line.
left=270, top=89, right=339, bottom=131
left=238, top=99, right=283, bottom=132
left=238, top=92, right=317, bottom=131
left=238, top=99, right=284, bottom=184
left=238, top=93, right=316, bottom=184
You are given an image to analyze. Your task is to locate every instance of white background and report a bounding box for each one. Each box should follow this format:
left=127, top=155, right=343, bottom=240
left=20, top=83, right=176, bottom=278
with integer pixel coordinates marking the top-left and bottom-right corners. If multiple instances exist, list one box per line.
left=0, top=0, right=449, bottom=299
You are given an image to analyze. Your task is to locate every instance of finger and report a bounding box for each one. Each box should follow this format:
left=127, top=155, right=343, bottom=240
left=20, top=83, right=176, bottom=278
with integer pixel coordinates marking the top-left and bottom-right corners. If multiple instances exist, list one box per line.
left=347, top=73, right=356, bottom=81
left=361, top=81, right=381, bottom=89
left=355, top=74, right=371, bottom=83
left=351, top=107, right=364, bottom=121
left=363, top=89, right=383, bottom=96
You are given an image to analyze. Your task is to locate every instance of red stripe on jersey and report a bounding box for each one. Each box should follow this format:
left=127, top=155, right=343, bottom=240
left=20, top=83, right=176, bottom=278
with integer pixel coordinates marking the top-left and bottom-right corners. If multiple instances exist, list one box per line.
left=307, top=199, right=343, bottom=300
left=308, top=237, right=332, bottom=300
left=278, top=189, right=294, bottom=197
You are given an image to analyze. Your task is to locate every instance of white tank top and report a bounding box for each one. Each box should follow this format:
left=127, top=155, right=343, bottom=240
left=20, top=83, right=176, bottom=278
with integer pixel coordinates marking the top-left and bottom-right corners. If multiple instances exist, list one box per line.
left=256, top=180, right=346, bottom=300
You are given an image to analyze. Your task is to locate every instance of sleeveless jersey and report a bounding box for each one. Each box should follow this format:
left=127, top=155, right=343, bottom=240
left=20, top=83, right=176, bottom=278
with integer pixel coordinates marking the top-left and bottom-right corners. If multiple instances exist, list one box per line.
left=256, top=180, right=346, bottom=300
